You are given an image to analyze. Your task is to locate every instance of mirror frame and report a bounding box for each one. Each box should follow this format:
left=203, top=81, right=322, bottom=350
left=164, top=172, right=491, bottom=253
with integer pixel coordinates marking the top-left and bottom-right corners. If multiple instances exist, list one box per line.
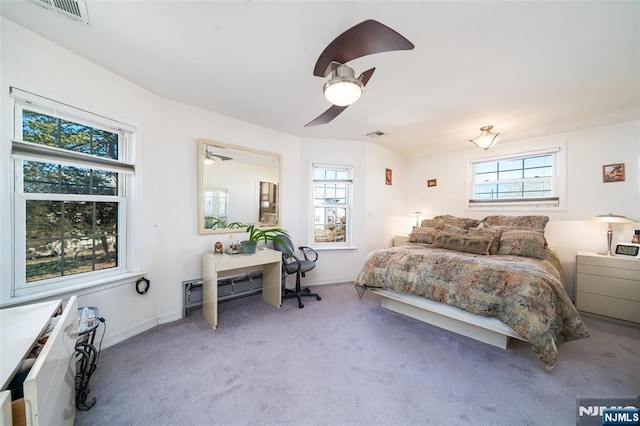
left=197, top=139, right=282, bottom=235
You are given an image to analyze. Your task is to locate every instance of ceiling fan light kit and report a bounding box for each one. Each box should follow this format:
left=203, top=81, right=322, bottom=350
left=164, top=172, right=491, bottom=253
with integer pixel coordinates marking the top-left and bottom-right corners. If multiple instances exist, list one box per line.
left=323, top=65, right=364, bottom=106
left=469, top=125, right=501, bottom=150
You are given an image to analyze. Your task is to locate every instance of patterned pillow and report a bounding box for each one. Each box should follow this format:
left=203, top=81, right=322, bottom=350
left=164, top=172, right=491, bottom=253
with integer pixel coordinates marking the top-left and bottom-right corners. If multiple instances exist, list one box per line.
left=467, top=227, right=502, bottom=255
left=497, top=230, right=547, bottom=259
left=442, top=224, right=468, bottom=234
left=433, top=215, right=481, bottom=230
left=409, top=226, right=439, bottom=244
left=481, top=215, right=549, bottom=230
left=419, top=219, right=446, bottom=229
left=432, top=231, right=493, bottom=255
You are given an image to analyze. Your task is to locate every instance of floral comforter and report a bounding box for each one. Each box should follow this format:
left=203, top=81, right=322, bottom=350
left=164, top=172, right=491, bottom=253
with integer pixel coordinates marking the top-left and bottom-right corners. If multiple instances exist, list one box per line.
left=354, top=244, right=589, bottom=369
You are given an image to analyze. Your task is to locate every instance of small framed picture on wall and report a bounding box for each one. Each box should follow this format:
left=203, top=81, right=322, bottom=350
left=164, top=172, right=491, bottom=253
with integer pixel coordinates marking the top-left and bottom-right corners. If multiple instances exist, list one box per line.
left=385, top=168, right=392, bottom=185
left=602, top=163, right=625, bottom=183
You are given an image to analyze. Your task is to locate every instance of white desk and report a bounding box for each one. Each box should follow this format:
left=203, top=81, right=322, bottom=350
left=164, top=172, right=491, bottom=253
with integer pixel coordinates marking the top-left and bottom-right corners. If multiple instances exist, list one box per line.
left=0, top=300, right=61, bottom=390
left=0, top=296, right=77, bottom=426
left=202, top=248, right=282, bottom=329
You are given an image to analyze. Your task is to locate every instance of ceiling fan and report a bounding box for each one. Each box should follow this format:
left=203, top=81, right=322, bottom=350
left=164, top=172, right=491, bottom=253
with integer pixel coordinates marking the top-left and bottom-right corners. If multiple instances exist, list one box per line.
left=305, top=19, right=414, bottom=127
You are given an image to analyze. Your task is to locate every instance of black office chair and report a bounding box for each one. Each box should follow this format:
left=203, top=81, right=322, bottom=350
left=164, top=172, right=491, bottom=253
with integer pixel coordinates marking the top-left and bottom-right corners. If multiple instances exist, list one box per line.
left=272, top=235, right=321, bottom=309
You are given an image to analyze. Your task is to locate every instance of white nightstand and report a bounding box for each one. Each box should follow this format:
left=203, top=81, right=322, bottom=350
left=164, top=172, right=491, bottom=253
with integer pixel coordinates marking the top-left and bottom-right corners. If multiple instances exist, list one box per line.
left=575, top=251, right=640, bottom=324
left=393, top=235, right=410, bottom=246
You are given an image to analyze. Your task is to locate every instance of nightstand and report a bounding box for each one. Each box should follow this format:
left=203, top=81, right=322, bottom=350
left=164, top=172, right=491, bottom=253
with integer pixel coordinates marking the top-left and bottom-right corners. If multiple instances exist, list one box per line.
left=393, top=235, right=410, bottom=246
left=575, top=251, right=640, bottom=324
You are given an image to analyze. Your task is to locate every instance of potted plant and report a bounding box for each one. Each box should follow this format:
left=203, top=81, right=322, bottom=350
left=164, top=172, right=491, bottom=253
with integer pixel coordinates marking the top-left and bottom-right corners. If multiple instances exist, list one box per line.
left=241, top=224, right=290, bottom=254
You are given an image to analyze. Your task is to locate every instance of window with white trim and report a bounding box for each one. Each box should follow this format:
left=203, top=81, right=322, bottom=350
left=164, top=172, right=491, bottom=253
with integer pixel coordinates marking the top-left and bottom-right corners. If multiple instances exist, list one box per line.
left=312, top=164, right=352, bottom=247
left=469, top=148, right=561, bottom=208
left=10, top=88, right=136, bottom=298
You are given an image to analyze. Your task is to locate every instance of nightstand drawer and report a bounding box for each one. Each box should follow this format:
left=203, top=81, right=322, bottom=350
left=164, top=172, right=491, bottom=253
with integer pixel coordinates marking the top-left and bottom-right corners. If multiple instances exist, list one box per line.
left=576, top=292, right=640, bottom=323
left=577, top=263, right=640, bottom=281
left=576, top=253, right=640, bottom=271
left=576, top=273, right=640, bottom=301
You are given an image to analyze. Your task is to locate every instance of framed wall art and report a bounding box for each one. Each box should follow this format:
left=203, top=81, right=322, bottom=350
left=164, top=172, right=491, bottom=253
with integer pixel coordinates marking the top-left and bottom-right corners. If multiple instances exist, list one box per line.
left=602, top=163, right=625, bottom=183
left=385, top=168, right=392, bottom=185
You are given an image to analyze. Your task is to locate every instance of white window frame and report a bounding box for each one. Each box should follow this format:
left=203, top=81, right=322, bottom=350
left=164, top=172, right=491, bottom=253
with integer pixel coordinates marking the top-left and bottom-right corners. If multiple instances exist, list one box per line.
left=8, top=88, right=140, bottom=301
left=311, top=163, right=353, bottom=249
left=466, top=146, right=566, bottom=211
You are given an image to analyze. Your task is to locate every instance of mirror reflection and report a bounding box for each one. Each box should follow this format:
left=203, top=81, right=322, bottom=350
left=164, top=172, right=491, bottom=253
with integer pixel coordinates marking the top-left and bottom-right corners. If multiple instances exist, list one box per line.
left=198, top=139, right=281, bottom=234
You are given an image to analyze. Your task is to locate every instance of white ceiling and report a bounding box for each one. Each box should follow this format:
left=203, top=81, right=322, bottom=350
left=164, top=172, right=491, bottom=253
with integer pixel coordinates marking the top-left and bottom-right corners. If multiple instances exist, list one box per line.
left=1, top=1, right=638, bottom=156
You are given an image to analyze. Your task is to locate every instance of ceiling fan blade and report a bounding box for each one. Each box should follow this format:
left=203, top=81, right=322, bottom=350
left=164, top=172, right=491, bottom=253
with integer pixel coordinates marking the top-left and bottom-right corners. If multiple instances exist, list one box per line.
left=358, top=67, right=376, bottom=86
left=305, top=105, right=348, bottom=127
left=313, top=20, right=414, bottom=77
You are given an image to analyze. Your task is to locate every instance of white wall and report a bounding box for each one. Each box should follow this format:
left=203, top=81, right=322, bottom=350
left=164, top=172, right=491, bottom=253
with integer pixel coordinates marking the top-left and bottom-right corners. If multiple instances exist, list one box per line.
left=3, top=17, right=637, bottom=348
left=1, top=18, right=161, bottom=344
left=0, top=18, right=302, bottom=346
left=406, top=121, right=640, bottom=297
left=295, top=138, right=406, bottom=286
left=150, top=99, right=301, bottom=323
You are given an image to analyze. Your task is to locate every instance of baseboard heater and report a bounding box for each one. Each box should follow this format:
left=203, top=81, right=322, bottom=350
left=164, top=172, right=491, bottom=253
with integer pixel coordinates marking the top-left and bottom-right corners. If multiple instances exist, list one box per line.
left=182, top=271, right=263, bottom=317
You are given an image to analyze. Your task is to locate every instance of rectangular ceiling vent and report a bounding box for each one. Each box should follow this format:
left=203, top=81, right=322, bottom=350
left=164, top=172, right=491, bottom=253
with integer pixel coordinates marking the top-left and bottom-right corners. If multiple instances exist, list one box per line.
left=365, top=130, right=386, bottom=138
left=29, top=0, right=90, bottom=25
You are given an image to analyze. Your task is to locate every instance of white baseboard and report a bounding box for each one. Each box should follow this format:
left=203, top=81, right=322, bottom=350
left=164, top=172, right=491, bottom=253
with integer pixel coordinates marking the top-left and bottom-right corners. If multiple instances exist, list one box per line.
left=158, top=311, right=182, bottom=324
left=101, top=318, right=157, bottom=349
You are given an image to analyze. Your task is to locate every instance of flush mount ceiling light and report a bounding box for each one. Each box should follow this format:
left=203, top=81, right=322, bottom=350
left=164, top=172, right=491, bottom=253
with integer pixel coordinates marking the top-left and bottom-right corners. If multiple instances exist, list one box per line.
left=469, top=125, right=501, bottom=150
left=323, top=65, right=364, bottom=106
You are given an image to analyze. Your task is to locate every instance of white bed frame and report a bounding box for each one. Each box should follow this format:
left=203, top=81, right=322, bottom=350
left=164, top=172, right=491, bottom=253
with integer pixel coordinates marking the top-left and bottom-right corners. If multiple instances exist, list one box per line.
left=369, top=288, right=526, bottom=349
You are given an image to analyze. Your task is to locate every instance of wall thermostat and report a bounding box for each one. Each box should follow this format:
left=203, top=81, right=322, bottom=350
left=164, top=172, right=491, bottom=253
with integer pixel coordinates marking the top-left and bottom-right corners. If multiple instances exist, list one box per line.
left=614, top=243, right=640, bottom=258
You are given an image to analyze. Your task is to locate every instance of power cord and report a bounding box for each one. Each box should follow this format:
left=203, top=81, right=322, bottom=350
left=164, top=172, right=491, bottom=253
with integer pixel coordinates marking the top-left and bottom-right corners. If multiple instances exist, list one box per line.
left=95, top=317, right=106, bottom=365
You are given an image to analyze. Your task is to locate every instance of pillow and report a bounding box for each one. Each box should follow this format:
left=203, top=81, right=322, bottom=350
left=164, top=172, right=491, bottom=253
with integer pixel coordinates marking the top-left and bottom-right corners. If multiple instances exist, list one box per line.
left=420, top=219, right=446, bottom=229
left=442, top=224, right=468, bottom=235
left=409, top=226, right=439, bottom=244
left=433, top=215, right=481, bottom=230
left=432, top=231, right=493, bottom=255
left=467, top=227, right=502, bottom=255
left=481, top=215, right=549, bottom=230
left=497, top=230, right=547, bottom=259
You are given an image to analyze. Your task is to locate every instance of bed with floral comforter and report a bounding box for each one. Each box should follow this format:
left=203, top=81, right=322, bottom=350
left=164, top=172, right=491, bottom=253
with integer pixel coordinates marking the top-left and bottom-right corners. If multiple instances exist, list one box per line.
left=354, top=215, right=590, bottom=370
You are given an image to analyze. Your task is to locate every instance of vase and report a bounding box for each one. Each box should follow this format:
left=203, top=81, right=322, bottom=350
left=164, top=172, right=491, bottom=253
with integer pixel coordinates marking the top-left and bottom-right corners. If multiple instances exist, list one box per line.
left=241, top=240, right=257, bottom=254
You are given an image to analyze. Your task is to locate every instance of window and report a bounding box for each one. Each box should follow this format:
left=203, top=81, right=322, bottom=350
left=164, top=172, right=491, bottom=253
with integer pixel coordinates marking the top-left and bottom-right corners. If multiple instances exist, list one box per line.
left=312, top=164, right=352, bottom=247
left=468, top=148, right=562, bottom=209
left=10, top=88, right=136, bottom=298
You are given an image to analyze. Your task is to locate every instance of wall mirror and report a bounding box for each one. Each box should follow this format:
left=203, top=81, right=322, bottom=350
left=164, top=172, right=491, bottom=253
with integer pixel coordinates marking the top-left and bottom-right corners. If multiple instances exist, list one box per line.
left=198, top=139, right=281, bottom=235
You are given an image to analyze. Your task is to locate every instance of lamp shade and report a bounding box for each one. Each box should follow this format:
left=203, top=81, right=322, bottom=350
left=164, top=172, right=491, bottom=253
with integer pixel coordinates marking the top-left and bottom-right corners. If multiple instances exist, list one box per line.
left=591, top=213, right=635, bottom=224
left=323, top=65, right=364, bottom=106
left=469, top=125, right=500, bottom=150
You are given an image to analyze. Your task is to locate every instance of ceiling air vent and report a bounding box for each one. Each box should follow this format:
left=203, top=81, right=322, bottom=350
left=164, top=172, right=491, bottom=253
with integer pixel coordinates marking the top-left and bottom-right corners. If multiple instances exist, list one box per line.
left=29, top=0, right=90, bottom=25
left=365, top=131, right=386, bottom=138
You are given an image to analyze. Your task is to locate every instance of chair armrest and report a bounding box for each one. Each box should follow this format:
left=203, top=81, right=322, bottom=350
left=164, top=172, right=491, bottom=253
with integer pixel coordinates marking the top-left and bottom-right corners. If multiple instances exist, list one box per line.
left=298, top=246, right=318, bottom=262
left=282, top=252, right=303, bottom=273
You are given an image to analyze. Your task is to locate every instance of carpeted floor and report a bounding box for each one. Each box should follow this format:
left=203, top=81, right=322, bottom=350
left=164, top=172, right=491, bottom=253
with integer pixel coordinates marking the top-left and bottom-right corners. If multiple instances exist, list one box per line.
left=74, top=283, right=639, bottom=426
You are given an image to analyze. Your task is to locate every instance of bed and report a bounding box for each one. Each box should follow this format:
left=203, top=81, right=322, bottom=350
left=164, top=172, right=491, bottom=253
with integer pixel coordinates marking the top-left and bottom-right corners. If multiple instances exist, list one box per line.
left=354, top=215, right=589, bottom=370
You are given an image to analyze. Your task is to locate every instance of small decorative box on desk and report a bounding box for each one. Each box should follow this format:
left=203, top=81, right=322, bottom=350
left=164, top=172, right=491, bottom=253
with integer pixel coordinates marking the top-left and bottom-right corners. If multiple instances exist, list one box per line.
left=575, top=251, right=640, bottom=324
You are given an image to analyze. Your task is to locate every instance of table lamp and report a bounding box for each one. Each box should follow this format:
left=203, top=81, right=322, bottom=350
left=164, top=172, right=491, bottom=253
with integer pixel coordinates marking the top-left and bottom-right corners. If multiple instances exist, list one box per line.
left=591, top=213, right=635, bottom=256
left=410, top=211, right=423, bottom=227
